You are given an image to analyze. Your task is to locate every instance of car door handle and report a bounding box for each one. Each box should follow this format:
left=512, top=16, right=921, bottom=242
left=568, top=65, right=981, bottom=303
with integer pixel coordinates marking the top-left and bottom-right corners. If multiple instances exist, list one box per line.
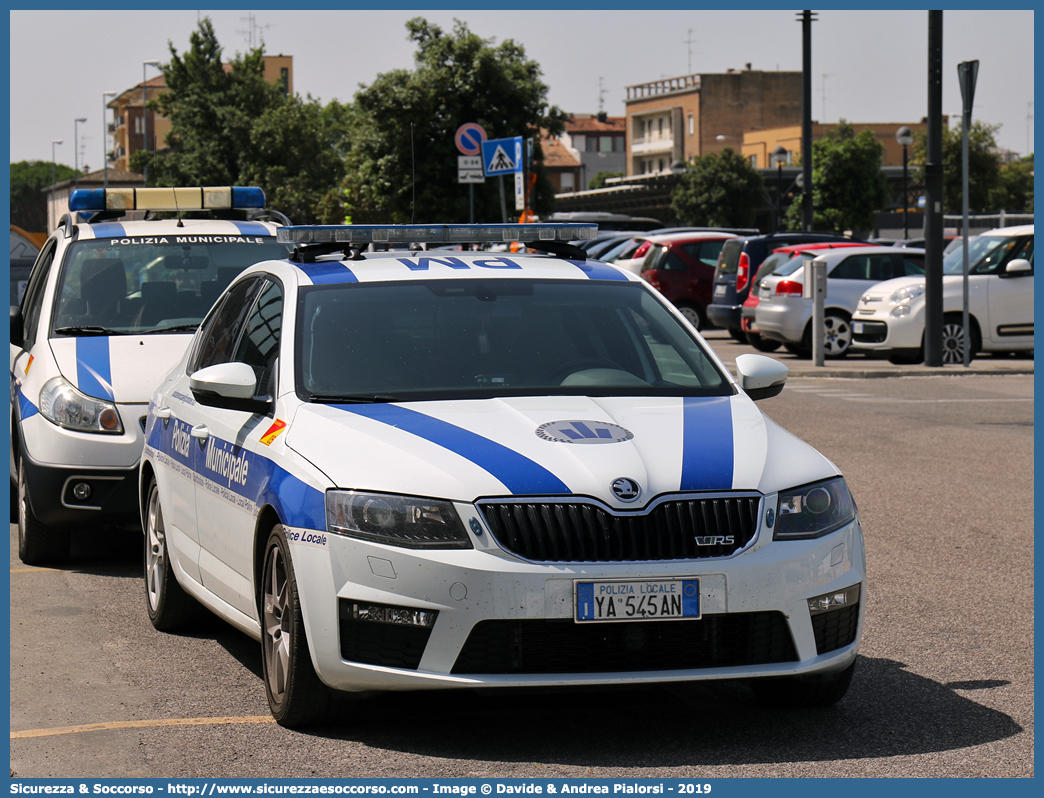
left=190, top=425, right=209, bottom=441
left=154, top=406, right=172, bottom=420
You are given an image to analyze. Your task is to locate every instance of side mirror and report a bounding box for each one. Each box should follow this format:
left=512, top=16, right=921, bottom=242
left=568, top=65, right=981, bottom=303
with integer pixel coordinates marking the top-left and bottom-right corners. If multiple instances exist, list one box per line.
left=10, top=305, right=23, bottom=345
left=189, top=362, right=271, bottom=414
left=1004, top=258, right=1032, bottom=276
left=735, top=353, right=788, bottom=401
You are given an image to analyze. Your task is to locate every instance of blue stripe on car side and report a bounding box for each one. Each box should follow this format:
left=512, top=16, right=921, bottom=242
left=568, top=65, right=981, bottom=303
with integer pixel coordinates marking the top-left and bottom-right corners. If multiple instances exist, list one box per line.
left=229, top=221, right=272, bottom=236
left=75, top=337, right=114, bottom=400
left=331, top=404, right=572, bottom=495
left=89, top=222, right=126, bottom=238
left=680, top=396, right=734, bottom=491
left=568, top=259, right=629, bottom=281
left=17, top=387, right=38, bottom=420
left=302, top=262, right=359, bottom=284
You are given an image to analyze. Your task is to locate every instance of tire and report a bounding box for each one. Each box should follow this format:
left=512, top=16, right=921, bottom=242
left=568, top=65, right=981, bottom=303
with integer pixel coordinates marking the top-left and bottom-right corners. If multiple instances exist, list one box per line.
left=261, top=524, right=329, bottom=727
left=941, top=314, right=981, bottom=365
left=145, top=478, right=202, bottom=631
left=17, top=458, right=70, bottom=565
left=822, top=312, right=853, bottom=358
left=676, top=303, right=706, bottom=331
left=749, top=659, right=857, bottom=708
left=728, top=327, right=745, bottom=342
left=746, top=331, right=782, bottom=352
left=784, top=342, right=810, bottom=359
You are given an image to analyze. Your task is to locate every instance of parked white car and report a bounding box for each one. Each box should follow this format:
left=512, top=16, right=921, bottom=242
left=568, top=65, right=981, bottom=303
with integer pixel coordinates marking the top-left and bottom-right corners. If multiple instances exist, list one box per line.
left=851, top=225, right=1034, bottom=364
left=755, top=246, right=927, bottom=357
left=141, top=222, right=866, bottom=727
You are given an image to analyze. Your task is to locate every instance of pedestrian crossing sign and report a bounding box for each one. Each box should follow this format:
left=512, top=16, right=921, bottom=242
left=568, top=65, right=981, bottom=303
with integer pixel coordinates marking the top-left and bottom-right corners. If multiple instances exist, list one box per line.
left=482, top=136, right=523, bottom=176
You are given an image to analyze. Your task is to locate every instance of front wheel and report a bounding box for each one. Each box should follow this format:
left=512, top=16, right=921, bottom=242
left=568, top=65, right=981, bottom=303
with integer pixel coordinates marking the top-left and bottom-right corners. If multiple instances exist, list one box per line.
left=145, top=478, right=202, bottom=631
left=261, top=524, right=329, bottom=727
left=17, top=459, right=69, bottom=565
left=749, top=659, right=857, bottom=708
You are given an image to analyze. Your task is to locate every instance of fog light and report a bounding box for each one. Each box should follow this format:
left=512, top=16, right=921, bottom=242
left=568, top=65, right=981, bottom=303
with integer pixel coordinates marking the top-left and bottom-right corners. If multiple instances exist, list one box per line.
left=352, top=602, right=436, bottom=628
left=808, top=584, right=860, bottom=616
left=72, top=482, right=92, bottom=501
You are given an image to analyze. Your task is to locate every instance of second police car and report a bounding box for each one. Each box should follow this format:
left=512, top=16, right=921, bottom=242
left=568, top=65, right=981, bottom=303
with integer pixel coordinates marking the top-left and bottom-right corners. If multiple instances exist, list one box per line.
left=140, top=223, right=867, bottom=727
left=10, top=187, right=292, bottom=563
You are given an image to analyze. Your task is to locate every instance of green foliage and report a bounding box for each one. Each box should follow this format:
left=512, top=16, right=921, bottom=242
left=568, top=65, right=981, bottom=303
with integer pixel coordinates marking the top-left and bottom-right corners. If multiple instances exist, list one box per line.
left=588, top=171, right=624, bottom=190
left=670, top=147, right=765, bottom=228
left=340, top=18, right=566, bottom=224
left=783, top=123, right=890, bottom=233
left=911, top=120, right=1002, bottom=214
left=989, top=154, right=1033, bottom=213
left=134, top=18, right=346, bottom=223
left=10, top=160, right=78, bottom=232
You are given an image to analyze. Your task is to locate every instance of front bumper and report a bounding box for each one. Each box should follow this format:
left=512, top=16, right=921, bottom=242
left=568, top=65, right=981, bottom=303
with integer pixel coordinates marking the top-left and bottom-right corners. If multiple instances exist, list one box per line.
left=851, top=305, right=925, bottom=351
left=288, top=510, right=866, bottom=693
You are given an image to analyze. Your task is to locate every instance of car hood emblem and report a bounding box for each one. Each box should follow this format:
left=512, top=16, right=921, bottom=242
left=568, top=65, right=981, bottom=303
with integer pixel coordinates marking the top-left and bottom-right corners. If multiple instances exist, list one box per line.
left=536, top=420, right=634, bottom=444
left=610, top=477, right=642, bottom=502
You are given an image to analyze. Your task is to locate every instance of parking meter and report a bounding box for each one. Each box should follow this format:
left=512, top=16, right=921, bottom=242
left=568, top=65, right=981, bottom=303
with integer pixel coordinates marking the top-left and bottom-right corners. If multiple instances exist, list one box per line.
left=803, top=258, right=827, bottom=366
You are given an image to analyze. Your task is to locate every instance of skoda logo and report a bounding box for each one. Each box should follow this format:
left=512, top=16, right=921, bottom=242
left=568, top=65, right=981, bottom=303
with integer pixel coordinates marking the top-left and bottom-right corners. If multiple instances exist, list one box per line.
left=536, top=420, right=634, bottom=445
left=611, top=478, right=642, bottom=503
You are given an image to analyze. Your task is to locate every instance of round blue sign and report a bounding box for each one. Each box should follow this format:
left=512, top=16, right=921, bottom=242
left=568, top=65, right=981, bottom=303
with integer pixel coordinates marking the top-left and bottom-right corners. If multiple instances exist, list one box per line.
left=455, top=123, right=487, bottom=156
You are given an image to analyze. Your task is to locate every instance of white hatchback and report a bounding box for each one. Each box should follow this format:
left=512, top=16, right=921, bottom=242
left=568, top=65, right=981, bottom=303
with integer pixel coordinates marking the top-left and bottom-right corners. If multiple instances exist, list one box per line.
left=140, top=223, right=866, bottom=727
left=851, top=225, right=1033, bottom=363
left=10, top=186, right=291, bottom=563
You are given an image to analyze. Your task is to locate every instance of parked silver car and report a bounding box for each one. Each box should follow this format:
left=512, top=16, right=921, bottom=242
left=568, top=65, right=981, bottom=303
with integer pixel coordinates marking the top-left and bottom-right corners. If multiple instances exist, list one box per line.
left=755, top=246, right=927, bottom=357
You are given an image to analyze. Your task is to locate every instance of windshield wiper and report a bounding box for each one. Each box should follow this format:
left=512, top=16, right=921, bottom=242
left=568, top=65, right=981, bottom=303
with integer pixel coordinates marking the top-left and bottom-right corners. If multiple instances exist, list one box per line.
left=138, top=324, right=199, bottom=334
left=52, top=326, right=129, bottom=336
left=308, top=394, right=401, bottom=404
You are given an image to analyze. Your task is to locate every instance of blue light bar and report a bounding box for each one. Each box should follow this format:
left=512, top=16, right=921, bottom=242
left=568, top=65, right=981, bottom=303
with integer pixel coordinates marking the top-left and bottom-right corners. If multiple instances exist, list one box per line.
left=276, top=223, right=598, bottom=246
left=69, top=186, right=266, bottom=213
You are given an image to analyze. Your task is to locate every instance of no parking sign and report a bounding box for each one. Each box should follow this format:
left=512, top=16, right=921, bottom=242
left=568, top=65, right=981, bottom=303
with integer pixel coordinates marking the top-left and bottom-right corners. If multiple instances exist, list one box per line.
left=455, top=123, right=487, bottom=156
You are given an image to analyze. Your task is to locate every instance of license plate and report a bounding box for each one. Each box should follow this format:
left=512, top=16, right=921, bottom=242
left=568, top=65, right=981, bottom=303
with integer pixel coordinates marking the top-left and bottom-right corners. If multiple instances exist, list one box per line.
left=574, top=578, right=700, bottom=622
left=714, top=284, right=727, bottom=296
left=853, top=322, right=864, bottom=334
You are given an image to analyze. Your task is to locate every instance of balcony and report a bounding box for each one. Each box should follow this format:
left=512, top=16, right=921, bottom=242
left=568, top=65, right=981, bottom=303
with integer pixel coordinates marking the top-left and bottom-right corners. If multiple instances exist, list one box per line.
left=631, top=134, right=674, bottom=156
left=626, top=74, right=700, bottom=101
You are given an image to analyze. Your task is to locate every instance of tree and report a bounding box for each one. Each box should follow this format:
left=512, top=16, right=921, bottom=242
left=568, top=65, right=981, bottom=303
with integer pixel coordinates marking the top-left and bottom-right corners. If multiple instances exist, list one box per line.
left=10, top=160, right=78, bottom=232
left=989, top=154, right=1033, bottom=213
left=783, top=121, right=890, bottom=233
left=671, top=147, right=764, bottom=228
left=135, top=18, right=345, bottom=223
left=338, top=18, right=566, bottom=224
left=911, top=120, right=1002, bottom=214
left=588, top=171, right=623, bottom=190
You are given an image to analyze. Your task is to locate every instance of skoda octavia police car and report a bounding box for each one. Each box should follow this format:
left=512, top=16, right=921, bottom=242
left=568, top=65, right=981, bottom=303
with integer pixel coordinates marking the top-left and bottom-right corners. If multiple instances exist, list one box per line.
left=139, top=223, right=866, bottom=727
left=10, top=186, right=292, bottom=564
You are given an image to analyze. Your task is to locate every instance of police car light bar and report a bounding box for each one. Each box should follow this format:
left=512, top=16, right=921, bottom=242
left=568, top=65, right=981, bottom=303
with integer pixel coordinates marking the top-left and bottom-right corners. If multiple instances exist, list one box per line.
left=276, top=223, right=598, bottom=246
left=69, top=186, right=266, bottom=213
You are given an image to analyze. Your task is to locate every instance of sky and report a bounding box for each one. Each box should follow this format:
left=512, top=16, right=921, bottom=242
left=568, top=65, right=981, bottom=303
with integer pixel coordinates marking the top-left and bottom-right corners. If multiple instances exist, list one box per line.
left=8, top=7, right=1036, bottom=171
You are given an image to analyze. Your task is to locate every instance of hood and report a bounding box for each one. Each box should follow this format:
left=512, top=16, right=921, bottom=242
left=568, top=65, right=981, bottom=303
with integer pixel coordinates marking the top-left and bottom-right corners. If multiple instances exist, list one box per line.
left=49, top=334, right=194, bottom=404
left=286, top=395, right=838, bottom=508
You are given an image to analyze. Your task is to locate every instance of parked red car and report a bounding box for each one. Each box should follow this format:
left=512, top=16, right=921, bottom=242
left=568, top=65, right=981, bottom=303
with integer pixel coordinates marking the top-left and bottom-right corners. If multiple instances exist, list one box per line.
left=638, top=232, right=739, bottom=329
left=741, top=242, right=877, bottom=351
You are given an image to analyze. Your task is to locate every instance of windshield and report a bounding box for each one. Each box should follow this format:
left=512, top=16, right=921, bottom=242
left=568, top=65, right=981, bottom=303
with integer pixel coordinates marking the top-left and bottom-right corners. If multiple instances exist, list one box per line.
left=51, top=236, right=292, bottom=335
left=754, top=251, right=792, bottom=283
left=296, top=279, right=732, bottom=402
left=942, top=234, right=1025, bottom=275
left=716, top=239, right=742, bottom=274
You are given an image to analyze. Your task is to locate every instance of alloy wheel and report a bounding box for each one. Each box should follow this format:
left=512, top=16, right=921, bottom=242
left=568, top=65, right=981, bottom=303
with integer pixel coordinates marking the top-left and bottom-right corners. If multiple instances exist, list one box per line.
left=941, top=322, right=969, bottom=364
left=145, top=487, right=166, bottom=612
left=823, top=315, right=853, bottom=356
left=263, top=543, right=291, bottom=707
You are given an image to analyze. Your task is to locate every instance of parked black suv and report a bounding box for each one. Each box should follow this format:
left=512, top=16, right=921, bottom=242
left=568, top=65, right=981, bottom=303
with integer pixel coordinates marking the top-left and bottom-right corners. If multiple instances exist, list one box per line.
left=707, top=232, right=862, bottom=337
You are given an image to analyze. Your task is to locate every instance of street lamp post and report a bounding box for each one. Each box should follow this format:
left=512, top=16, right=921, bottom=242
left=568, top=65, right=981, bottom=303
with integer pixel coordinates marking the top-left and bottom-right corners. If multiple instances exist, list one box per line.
left=895, top=126, right=914, bottom=239
left=51, top=139, right=63, bottom=230
left=142, top=60, right=161, bottom=184
left=771, top=145, right=788, bottom=233
left=74, top=118, right=87, bottom=189
left=103, top=91, right=117, bottom=188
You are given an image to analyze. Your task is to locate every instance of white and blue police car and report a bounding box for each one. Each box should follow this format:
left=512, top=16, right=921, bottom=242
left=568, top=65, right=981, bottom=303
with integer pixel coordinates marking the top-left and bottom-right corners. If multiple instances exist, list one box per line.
left=10, top=186, right=293, bottom=564
left=139, top=223, right=866, bottom=727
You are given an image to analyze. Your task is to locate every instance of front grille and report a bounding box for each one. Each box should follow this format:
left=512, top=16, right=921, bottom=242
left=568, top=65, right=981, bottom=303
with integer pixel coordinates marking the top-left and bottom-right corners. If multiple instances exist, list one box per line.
left=478, top=495, right=760, bottom=562
left=452, top=613, right=797, bottom=674
left=812, top=603, right=860, bottom=654
left=338, top=599, right=436, bottom=670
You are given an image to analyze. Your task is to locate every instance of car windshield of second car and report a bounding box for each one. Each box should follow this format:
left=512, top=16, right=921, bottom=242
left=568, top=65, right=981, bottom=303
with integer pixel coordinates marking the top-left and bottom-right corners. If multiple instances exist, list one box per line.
left=50, top=238, right=292, bottom=336
left=942, top=234, right=1032, bottom=275
left=296, top=278, right=733, bottom=402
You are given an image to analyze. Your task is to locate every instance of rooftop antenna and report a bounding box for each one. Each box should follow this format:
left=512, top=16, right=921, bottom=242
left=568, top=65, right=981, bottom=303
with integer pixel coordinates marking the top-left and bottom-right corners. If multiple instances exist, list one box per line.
left=237, top=12, right=272, bottom=49
left=685, top=29, right=700, bottom=73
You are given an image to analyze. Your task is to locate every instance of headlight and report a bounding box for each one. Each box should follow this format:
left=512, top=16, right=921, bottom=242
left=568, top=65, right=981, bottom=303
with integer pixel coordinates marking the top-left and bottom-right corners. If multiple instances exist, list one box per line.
left=773, top=477, right=857, bottom=540
left=326, top=490, right=472, bottom=549
left=889, top=284, right=926, bottom=305
left=38, top=376, right=123, bottom=434
left=890, top=305, right=912, bottom=318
